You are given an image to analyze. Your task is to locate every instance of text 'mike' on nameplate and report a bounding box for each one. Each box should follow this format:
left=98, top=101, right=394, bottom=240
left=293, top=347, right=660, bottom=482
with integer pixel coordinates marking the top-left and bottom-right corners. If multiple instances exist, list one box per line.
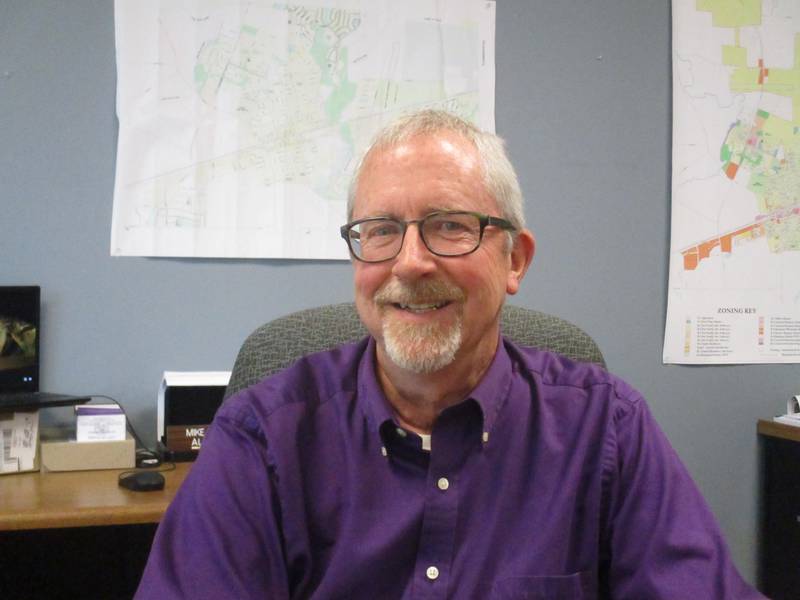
left=157, top=371, right=230, bottom=462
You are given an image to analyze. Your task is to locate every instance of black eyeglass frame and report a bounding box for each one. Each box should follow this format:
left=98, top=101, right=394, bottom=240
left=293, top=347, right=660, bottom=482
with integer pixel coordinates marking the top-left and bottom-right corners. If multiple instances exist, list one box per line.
left=339, top=210, right=517, bottom=263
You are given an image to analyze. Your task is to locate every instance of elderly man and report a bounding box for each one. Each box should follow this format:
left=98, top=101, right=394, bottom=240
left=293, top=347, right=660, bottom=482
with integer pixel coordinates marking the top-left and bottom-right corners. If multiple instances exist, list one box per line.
left=136, top=111, right=762, bottom=599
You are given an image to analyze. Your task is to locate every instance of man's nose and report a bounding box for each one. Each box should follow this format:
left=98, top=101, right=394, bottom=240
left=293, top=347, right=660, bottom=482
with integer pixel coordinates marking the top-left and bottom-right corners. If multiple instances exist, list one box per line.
left=391, top=224, right=437, bottom=279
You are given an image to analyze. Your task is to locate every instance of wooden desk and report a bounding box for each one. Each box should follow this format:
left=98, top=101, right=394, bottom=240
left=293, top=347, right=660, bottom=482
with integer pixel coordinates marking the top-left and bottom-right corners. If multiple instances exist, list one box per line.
left=0, top=462, right=191, bottom=531
left=0, top=463, right=191, bottom=600
left=757, top=418, right=800, bottom=443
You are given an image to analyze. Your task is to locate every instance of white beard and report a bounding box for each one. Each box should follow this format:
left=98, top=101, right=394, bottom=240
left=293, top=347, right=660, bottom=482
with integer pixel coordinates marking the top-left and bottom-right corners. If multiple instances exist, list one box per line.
left=382, top=313, right=463, bottom=374
left=375, top=279, right=465, bottom=374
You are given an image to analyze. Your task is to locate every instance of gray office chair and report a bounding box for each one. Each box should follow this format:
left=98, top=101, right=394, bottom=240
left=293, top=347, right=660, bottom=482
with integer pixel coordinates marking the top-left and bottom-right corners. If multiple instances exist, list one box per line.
left=225, top=303, right=605, bottom=398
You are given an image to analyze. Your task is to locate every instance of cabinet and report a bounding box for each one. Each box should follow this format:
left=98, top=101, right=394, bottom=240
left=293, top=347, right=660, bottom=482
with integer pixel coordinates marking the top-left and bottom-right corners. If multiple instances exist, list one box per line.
left=0, top=462, right=191, bottom=599
left=758, top=419, right=800, bottom=600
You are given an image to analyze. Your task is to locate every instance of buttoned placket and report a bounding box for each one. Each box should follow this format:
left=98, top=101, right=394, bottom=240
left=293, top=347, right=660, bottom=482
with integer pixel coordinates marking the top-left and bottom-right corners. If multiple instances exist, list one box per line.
left=362, top=338, right=506, bottom=598
left=376, top=398, right=487, bottom=599
left=410, top=409, right=484, bottom=599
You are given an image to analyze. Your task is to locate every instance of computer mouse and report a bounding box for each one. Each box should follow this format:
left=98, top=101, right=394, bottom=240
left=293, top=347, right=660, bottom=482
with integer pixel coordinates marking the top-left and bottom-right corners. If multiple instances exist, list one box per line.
left=118, top=470, right=165, bottom=492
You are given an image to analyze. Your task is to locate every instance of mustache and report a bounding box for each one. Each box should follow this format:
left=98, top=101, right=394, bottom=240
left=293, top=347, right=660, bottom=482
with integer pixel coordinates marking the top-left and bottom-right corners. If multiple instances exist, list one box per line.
left=374, top=279, right=465, bottom=305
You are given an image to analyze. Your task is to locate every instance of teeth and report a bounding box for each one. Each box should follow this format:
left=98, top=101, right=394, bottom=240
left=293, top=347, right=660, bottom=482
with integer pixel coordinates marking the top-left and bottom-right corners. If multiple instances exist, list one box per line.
left=398, top=302, right=446, bottom=312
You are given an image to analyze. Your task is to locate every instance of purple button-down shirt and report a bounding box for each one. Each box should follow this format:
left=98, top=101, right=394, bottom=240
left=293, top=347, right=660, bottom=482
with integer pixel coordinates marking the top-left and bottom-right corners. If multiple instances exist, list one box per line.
left=137, top=337, right=762, bottom=599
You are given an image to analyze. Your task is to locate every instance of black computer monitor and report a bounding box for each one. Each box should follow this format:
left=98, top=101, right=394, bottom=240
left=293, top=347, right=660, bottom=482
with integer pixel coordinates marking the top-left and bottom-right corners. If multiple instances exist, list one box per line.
left=0, top=286, right=41, bottom=393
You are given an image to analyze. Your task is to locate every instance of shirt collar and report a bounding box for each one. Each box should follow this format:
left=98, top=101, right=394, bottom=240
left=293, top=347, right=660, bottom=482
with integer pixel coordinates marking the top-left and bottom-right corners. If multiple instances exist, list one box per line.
left=461, top=335, right=513, bottom=437
left=357, top=337, right=399, bottom=435
left=356, top=335, right=514, bottom=440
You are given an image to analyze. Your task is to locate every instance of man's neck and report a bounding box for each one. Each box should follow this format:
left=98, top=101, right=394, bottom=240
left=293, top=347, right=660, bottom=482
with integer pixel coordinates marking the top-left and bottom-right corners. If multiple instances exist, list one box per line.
left=374, top=336, right=498, bottom=435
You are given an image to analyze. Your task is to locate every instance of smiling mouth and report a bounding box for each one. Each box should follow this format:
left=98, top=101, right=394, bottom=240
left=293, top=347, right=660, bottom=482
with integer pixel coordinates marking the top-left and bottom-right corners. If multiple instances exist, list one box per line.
left=375, top=279, right=465, bottom=315
left=392, top=301, right=451, bottom=313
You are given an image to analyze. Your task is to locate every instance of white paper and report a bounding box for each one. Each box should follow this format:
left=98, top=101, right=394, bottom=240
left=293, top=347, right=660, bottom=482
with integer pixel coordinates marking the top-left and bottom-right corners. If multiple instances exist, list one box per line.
left=76, top=405, right=127, bottom=442
left=773, top=415, right=800, bottom=427
left=1, top=411, right=39, bottom=473
left=0, top=420, right=14, bottom=473
left=111, top=0, right=496, bottom=259
left=11, top=412, right=38, bottom=471
left=664, top=1, right=800, bottom=364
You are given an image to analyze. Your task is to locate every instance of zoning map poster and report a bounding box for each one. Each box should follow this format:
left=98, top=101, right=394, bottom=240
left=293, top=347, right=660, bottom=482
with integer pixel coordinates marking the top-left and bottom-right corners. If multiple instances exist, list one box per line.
left=664, top=0, right=800, bottom=364
left=111, top=0, right=496, bottom=259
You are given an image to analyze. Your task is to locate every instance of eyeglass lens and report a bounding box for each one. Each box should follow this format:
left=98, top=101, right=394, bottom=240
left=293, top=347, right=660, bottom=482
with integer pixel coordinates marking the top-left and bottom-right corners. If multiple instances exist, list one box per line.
left=351, top=213, right=483, bottom=261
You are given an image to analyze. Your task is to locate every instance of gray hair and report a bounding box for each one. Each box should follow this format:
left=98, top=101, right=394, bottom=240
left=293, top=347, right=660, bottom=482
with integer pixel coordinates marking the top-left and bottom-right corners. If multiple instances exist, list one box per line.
left=347, top=110, right=525, bottom=233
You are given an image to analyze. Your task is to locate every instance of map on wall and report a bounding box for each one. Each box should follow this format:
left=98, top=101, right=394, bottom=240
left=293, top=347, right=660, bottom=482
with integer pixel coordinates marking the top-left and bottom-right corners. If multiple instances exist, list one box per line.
left=664, top=0, right=800, bottom=364
left=111, top=0, right=496, bottom=259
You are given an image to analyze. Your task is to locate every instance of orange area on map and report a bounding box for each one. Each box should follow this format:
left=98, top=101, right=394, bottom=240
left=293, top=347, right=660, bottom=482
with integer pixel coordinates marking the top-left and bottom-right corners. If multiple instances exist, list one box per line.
left=757, top=58, right=769, bottom=84
left=681, top=221, right=765, bottom=270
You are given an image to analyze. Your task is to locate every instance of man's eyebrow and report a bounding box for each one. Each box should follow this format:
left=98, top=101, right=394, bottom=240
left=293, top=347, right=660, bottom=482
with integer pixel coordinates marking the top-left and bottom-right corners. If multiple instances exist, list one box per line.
left=356, top=212, right=395, bottom=220
left=355, top=206, right=469, bottom=221
left=426, top=205, right=470, bottom=214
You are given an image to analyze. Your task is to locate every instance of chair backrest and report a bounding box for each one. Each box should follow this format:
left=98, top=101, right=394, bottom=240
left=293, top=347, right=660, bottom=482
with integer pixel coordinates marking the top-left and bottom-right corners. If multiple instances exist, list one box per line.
left=225, top=302, right=605, bottom=398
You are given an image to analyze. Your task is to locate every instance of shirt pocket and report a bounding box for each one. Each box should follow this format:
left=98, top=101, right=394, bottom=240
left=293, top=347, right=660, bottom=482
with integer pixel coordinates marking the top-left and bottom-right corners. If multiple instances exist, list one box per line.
left=489, top=571, right=594, bottom=600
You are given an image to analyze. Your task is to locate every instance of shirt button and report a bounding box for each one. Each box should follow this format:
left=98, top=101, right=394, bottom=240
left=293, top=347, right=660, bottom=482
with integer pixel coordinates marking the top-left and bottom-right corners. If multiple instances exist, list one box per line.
left=426, top=566, right=439, bottom=580
left=395, top=427, right=407, bottom=438
left=437, top=477, right=449, bottom=491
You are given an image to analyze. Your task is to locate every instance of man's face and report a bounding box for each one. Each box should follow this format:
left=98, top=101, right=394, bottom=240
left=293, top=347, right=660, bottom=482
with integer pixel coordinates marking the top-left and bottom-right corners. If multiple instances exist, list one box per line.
left=351, top=131, right=531, bottom=374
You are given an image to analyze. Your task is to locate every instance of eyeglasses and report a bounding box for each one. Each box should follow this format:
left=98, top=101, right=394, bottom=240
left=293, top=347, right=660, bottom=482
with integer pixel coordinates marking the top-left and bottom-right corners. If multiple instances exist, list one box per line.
left=340, top=211, right=516, bottom=263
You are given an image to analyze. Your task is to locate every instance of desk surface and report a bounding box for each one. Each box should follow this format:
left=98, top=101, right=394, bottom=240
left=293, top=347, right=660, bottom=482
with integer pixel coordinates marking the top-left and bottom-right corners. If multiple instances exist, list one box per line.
left=758, top=418, right=800, bottom=443
left=0, top=462, right=191, bottom=531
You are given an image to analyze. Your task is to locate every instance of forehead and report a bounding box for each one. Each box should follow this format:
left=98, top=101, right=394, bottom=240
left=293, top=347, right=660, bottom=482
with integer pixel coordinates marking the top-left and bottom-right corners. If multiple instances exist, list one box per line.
left=353, top=132, right=497, bottom=217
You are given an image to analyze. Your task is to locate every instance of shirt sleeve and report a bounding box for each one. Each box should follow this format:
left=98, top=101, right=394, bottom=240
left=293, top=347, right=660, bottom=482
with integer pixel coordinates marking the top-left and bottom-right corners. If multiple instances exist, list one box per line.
left=603, top=393, right=765, bottom=599
left=135, top=408, right=290, bottom=600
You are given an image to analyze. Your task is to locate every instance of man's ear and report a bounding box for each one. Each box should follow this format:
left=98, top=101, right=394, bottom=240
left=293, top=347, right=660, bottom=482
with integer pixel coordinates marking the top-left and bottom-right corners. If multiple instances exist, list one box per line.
left=506, top=229, right=535, bottom=295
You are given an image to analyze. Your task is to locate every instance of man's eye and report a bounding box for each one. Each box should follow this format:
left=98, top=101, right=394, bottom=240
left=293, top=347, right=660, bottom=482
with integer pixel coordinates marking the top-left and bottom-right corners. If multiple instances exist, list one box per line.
left=373, top=226, right=396, bottom=236
left=430, top=219, right=471, bottom=235
left=440, top=220, right=468, bottom=232
left=363, top=223, right=400, bottom=239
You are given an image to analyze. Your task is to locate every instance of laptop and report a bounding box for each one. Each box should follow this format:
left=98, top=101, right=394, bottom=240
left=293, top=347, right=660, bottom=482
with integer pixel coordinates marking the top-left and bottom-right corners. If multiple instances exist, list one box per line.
left=0, top=286, right=90, bottom=411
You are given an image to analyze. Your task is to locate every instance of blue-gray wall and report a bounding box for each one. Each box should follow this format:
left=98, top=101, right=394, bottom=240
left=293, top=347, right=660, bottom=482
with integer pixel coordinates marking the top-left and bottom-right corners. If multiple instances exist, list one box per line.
left=3, top=0, right=796, bottom=586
